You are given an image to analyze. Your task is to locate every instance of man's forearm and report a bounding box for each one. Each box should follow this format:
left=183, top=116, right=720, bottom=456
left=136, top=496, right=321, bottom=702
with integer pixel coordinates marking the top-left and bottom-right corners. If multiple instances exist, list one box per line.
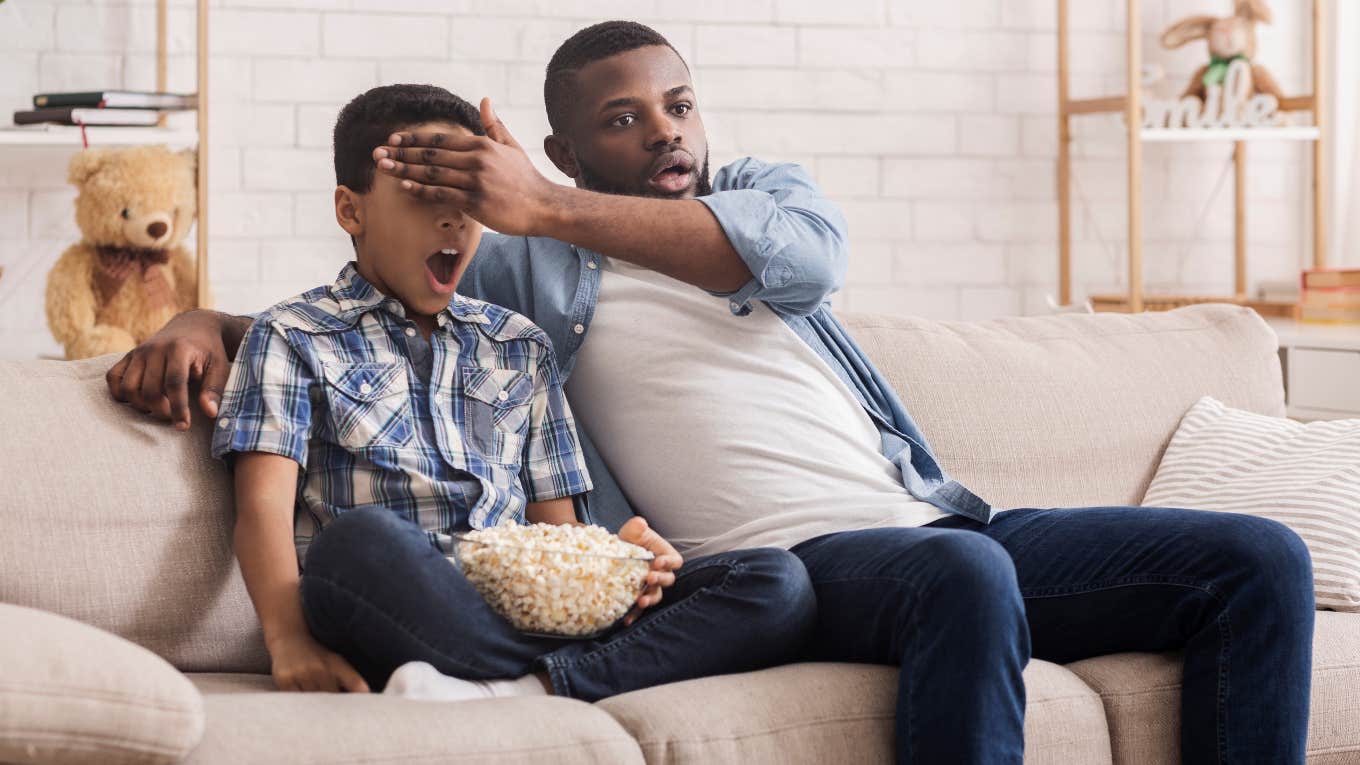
left=540, top=186, right=752, bottom=293
left=223, top=312, right=253, bottom=363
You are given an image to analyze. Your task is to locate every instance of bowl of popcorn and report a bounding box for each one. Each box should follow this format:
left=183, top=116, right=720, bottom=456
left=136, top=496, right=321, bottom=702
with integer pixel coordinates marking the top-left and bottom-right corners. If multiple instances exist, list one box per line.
left=451, top=523, right=654, bottom=638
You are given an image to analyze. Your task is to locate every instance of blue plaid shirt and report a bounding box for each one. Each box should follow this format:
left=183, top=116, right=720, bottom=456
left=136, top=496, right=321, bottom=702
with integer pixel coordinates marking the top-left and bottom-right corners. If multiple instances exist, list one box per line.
left=211, top=262, right=592, bottom=565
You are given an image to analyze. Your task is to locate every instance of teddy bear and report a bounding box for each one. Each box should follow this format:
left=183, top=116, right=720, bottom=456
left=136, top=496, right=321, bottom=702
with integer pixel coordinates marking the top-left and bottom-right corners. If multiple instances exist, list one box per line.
left=45, top=145, right=199, bottom=360
left=1160, top=0, right=1285, bottom=104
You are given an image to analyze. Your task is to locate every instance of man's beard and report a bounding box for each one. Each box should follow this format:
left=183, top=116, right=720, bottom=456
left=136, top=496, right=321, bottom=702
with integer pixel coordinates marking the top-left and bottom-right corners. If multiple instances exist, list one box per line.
left=576, top=148, right=713, bottom=199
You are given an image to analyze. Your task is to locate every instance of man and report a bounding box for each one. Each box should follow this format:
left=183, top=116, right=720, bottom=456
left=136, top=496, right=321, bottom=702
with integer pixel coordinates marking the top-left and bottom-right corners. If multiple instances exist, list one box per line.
left=109, top=21, right=1314, bottom=764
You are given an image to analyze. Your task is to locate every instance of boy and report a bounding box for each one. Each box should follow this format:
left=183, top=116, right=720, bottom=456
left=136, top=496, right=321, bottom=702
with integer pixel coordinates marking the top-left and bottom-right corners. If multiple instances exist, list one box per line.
left=210, top=84, right=815, bottom=700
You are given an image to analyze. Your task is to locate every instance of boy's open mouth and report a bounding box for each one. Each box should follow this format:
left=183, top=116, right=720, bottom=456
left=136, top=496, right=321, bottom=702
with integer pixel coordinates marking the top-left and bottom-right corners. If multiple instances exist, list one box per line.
left=425, top=248, right=461, bottom=293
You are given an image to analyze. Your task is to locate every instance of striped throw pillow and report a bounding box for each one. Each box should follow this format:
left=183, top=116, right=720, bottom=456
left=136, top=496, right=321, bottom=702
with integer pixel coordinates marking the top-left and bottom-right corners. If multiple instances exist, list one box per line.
left=1142, top=396, right=1360, bottom=612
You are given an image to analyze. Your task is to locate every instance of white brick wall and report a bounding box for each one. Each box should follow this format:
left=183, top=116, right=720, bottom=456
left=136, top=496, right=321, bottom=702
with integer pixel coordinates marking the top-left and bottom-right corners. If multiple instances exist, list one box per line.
left=0, top=0, right=1326, bottom=360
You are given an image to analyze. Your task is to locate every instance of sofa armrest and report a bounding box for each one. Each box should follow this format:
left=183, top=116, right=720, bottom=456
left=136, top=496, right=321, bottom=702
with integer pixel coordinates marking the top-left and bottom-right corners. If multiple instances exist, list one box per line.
left=0, top=603, right=205, bottom=765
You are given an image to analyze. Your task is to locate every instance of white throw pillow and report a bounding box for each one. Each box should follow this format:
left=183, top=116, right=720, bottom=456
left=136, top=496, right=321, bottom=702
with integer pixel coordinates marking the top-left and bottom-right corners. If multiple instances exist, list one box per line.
left=1142, top=396, right=1360, bottom=611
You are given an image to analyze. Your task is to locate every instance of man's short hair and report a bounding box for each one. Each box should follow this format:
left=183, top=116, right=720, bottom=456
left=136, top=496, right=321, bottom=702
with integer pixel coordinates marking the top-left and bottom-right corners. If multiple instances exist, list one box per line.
left=333, top=84, right=483, bottom=193
left=543, top=21, right=683, bottom=134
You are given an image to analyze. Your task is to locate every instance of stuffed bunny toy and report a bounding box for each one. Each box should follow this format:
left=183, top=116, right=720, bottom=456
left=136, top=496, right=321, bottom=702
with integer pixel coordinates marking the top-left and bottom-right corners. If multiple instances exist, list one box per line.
left=1160, top=0, right=1285, bottom=104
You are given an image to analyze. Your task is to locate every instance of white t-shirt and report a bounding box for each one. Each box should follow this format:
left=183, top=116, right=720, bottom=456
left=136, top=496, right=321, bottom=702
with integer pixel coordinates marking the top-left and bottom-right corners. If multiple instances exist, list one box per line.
left=564, top=256, right=946, bottom=559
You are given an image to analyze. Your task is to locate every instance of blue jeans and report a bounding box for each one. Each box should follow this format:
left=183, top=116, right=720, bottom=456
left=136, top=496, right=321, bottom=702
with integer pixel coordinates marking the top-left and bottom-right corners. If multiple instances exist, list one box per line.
left=790, top=506, right=1315, bottom=765
left=297, top=507, right=817, bottom=701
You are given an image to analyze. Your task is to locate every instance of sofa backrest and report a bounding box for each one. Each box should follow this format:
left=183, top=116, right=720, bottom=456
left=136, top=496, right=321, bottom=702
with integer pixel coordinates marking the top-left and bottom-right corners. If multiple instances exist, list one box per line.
left=837, top=303, right=1284, bottom=510
left=0, top=303, right=1283, bottom=673
left=0, top=357, right=269, bottom=673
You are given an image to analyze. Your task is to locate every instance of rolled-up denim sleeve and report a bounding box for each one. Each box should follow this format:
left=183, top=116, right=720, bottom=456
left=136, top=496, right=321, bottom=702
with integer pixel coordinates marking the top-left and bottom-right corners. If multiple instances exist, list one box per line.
left=696, top=157, right=849, bottom=317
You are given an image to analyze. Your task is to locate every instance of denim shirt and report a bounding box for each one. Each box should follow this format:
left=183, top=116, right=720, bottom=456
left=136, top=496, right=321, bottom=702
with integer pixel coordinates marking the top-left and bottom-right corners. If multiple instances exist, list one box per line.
left=459, top=157, right=996, bottom=531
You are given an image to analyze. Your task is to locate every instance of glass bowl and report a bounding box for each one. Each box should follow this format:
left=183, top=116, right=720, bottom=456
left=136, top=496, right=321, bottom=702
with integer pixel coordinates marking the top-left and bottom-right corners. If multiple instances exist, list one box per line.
left=451, top=531, right=653, bottom=638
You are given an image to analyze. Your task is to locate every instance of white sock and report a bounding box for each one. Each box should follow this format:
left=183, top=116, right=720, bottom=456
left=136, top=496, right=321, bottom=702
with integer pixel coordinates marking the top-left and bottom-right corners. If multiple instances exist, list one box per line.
left=382, top=661, right=549, bottom=702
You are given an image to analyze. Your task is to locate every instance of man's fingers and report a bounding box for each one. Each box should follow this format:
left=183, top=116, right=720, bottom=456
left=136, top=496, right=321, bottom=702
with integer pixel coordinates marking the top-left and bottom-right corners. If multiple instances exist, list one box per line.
left=480, top=97, right=523, bottom=150
left=119, top=353, right=148, bottom=408
left=106, top=353, right=132, bottom=401
left=139, top=349, right=169, bottom=414
left=387, top=130, right=483, bottom=152
left=374, top=145, right=480, bottom=171
left=381, top=160, right=479, bottom=189
left=199, top=353, right=229, bottom=419
left=399, top=179, right=474, bottom=208
left=165, top=345, right=198, bottom=429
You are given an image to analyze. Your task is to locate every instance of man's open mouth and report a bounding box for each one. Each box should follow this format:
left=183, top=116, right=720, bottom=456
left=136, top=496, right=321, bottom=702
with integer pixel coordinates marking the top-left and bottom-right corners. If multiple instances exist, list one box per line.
left=647, top=151, right=695, bottom=193
left=425, top=248, right=461, bottom=292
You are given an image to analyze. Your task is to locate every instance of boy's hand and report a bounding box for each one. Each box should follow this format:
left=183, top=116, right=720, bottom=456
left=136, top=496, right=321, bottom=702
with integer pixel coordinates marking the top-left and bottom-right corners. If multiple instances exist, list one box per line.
left=268, top=632, right=371, bottom=693
left=372, top=98, right=563, bottom=237
left=617, top=516, right=684, bottom=627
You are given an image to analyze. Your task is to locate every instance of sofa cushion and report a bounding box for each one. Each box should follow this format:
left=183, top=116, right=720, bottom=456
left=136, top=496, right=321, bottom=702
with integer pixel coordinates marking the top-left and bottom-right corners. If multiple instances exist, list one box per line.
left=837, top=304, right=1284, bottom=510
left=1142, top=395, right=1360, bottom=611
left=179, top=684, right=643, bottom=765
left=595, top=660, right=1111, bottom=764
left=0, top=356, right=268, bottom=674
left=1064, top=610, right=1360, bottom=764
left=0, top=603, right=205, bottom=765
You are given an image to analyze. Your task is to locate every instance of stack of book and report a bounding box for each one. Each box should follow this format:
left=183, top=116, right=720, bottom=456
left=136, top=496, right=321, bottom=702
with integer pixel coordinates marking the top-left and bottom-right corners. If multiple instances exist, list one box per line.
left=12, top=91, right=196, bottom=127
left=1298, top=268, right=1360, bottom=325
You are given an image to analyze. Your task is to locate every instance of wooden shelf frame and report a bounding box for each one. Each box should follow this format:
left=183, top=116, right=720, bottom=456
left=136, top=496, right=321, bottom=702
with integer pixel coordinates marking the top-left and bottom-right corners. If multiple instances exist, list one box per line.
left=164, top=0, right=211, bottom=309
left=1056, top=0, right=1327, bottom=313
left=0, top=0, right=209, bottom=309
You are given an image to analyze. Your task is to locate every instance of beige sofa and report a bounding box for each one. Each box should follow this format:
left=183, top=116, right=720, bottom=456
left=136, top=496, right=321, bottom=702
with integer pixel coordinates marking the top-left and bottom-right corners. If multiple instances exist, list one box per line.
left=2, top=303, right=1357, bottom=765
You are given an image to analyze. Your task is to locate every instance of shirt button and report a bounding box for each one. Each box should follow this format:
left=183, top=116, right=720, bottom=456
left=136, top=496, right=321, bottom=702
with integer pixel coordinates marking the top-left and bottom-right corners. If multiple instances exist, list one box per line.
left=217, top=417, right=230, bottom=429
left=573, top=323, right=585, bottom=334
left=404, top=327, right=416, bottom=337
left=497, top=390, right=509, bottom=401
left=586, top=260, right=598, bottom=270
left=359, top=383, right=373, bottom=395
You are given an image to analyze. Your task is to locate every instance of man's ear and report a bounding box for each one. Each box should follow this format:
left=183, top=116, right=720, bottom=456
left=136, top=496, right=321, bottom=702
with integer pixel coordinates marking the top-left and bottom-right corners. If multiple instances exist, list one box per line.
left=544, top=134, right=579, bottom=180
left=335, top=186, right=364, bottom=238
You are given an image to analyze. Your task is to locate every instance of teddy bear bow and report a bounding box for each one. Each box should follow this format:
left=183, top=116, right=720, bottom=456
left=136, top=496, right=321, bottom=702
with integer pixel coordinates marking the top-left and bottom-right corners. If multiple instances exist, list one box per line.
left=93, top=244, right=177, bottom=316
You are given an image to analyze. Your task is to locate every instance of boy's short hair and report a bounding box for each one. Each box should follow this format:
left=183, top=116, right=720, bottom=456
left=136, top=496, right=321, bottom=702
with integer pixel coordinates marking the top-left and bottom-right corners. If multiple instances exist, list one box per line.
left=333, top=84, right=484, bottom=193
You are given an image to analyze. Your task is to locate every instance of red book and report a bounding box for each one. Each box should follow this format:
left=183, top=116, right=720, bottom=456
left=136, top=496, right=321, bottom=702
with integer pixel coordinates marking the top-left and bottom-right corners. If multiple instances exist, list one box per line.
left=1301, top=268, right=1360, bottom=290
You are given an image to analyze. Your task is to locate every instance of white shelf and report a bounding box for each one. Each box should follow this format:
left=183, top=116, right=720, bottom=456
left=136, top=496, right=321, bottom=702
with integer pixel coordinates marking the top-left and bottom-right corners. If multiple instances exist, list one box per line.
left=1267, top=318, right=1360, bottom=352
left=0, top=125, right=198, bottom=147
left=1139, top=126, right=1320, bottom=142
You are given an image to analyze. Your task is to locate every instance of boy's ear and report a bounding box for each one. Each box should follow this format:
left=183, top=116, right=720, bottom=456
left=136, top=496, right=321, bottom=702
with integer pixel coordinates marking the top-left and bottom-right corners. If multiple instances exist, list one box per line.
left=544, top=134, right=579, bottom=180
left=335, top=186, right=364, bottom=238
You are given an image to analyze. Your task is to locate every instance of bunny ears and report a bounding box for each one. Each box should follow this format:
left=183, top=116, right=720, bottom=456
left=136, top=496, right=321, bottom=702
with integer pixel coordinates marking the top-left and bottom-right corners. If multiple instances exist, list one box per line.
left=1160, top=0, right=1273, bottom=49
left=1235, top=0, right=1272, bottom=23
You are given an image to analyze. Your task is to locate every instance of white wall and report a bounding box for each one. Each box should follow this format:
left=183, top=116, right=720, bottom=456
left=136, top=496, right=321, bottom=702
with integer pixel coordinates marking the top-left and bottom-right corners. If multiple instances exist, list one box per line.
left=0, top=0, right=1325, bottom=359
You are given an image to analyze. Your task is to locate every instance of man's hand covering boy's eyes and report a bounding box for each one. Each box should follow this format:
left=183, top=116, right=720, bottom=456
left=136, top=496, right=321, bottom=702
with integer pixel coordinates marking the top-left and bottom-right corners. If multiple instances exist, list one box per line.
left=373, top=98, right=561, bottom=238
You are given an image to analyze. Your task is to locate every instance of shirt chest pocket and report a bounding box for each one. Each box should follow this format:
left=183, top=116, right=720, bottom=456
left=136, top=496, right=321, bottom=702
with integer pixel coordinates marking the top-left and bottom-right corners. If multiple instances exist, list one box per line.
left=461, top=366, right=534, bottom=464
left=321, top=362, right=414, bottom=449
